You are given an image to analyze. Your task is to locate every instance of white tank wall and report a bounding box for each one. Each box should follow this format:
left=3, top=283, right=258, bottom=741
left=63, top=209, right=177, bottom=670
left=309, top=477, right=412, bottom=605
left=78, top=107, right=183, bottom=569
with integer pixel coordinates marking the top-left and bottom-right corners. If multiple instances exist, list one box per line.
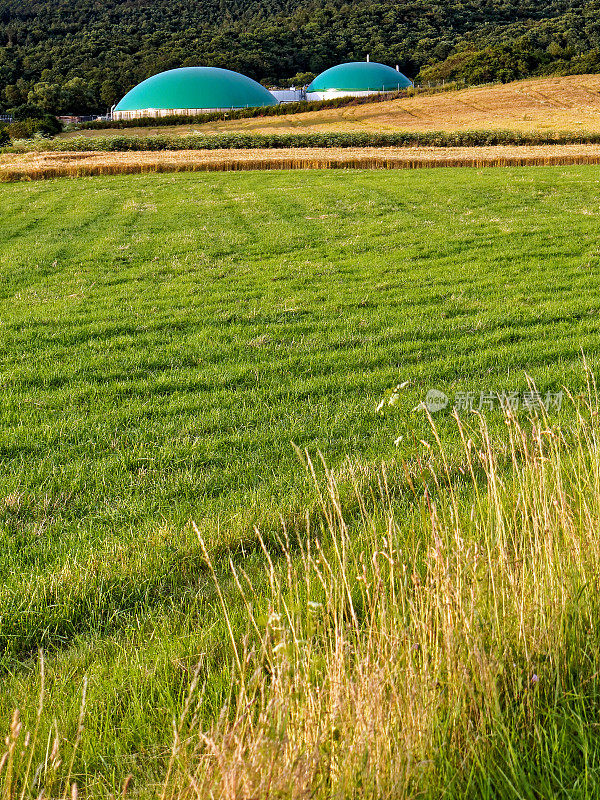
left=306, top=88, right=407, bottom=101
left=305, top=89, right=380, bottom=101
left=113, top=107, right=249, bottom=120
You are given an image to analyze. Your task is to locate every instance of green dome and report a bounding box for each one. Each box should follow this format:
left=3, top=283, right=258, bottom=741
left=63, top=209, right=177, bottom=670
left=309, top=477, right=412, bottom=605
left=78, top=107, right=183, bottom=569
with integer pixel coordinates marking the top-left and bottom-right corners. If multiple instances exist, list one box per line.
left=307, top=62, right=412, bottom=92
left=115, top=67, right=277, bottom=112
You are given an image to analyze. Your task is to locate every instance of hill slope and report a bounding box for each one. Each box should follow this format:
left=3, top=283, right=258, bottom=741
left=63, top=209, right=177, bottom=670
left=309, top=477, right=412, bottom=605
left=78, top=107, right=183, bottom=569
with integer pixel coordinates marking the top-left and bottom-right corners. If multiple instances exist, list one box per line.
left=2, top=0, right=600, bottom=114
left=62, top=74, right=600, bottom=138
left=229, top=73, right=600, bottom=135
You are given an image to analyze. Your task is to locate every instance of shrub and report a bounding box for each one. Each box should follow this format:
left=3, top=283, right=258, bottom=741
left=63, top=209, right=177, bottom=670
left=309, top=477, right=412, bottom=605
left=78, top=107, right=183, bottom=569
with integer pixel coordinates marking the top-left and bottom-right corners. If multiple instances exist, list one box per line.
left=8, top=104, right=47, bottom=121
left=0, top=126, right=8, bottom=147
left=7, top=115, right=62, bottom=140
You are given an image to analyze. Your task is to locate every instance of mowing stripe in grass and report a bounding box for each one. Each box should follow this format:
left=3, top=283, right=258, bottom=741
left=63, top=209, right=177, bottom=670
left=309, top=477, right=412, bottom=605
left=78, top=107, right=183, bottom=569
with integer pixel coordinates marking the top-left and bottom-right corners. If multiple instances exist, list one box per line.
left=1, top=166, right=600, bottom=791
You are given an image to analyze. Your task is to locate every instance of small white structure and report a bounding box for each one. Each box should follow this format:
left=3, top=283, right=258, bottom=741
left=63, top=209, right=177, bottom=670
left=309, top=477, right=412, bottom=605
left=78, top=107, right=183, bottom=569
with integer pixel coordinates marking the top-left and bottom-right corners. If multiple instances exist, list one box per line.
left=270, top=89, right=305, bottom=103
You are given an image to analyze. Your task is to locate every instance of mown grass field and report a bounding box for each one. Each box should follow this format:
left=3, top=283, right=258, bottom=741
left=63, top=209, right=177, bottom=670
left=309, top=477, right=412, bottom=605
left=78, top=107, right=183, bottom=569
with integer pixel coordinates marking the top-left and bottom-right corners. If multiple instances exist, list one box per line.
left=2, top=166, right=600, bottom=796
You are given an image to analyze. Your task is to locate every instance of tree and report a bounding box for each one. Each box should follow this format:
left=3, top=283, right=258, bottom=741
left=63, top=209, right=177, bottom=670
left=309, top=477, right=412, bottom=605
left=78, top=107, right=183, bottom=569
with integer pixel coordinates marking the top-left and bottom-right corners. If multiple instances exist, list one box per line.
left=285, top=71, right=316, bottom=87
left=62, top=77, right=95, bottom=114
left=9, top=103, right=46, bottom=120
left=100, top=80, right=120, bottom=108
left=27, top=82, right=64, bottom=113
left=4, top=80, right=29, bottom=106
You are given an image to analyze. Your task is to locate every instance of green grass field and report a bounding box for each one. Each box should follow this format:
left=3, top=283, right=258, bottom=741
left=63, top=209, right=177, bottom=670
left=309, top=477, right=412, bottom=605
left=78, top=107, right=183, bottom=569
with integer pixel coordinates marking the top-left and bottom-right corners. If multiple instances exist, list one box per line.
left=2, top=166, right=600, bottom=796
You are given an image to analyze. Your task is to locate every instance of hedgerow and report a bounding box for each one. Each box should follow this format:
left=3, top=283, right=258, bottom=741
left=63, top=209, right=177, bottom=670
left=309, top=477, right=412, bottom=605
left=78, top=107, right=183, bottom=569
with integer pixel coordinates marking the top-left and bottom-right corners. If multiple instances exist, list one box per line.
left=14, top=129, right=600, bottom=153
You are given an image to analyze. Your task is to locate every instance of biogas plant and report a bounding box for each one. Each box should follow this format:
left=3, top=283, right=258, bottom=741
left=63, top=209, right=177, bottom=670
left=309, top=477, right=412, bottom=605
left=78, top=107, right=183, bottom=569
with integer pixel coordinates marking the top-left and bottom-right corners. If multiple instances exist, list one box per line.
left=112, top=60, right=413, bottom=120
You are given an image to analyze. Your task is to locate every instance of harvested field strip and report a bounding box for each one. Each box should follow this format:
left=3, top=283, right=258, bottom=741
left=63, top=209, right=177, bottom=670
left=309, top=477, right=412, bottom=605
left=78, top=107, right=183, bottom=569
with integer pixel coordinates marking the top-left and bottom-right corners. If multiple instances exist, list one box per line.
left=5, top=144, right=600, bottom=180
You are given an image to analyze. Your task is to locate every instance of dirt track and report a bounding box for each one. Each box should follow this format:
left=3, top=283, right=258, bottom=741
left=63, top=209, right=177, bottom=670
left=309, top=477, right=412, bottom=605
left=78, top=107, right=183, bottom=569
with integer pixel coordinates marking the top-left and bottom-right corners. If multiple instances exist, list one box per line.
left=4, top=144, right=600, bottom=181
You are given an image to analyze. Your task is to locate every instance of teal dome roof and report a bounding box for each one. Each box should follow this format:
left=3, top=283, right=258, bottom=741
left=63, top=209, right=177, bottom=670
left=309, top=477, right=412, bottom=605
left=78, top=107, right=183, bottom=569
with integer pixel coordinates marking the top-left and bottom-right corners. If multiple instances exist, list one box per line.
left=115, top=67, right=277, bottom=111
left=307, top=62, right=412, bottom=92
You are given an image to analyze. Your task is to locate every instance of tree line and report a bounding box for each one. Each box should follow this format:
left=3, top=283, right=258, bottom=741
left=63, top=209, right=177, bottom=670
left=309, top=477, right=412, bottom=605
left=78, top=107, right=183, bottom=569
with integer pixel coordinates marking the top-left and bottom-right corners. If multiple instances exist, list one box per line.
left=0, top=0, right=598, bottom=116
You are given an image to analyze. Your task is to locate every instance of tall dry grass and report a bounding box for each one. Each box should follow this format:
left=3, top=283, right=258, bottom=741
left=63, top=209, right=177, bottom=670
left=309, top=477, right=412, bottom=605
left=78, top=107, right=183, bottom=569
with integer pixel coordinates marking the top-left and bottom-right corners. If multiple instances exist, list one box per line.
left=173, top=390, right=600, bottom=798
left=5, top=144, right=600, bottom=182
left=3, top=389, right=600, bottom=797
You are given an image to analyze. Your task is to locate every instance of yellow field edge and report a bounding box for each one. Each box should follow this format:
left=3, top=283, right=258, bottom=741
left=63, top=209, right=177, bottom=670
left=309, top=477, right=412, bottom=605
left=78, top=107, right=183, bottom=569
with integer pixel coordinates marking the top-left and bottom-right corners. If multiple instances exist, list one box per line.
left=4, top=144, right=600, bottom=181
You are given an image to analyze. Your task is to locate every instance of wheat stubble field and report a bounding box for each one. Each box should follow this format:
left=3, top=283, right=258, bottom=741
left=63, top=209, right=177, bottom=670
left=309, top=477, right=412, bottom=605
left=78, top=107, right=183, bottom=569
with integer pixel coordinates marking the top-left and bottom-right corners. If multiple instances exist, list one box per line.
left=2, top=165, right=600, bottom=796
left=6, top=143, right=600, bottom=180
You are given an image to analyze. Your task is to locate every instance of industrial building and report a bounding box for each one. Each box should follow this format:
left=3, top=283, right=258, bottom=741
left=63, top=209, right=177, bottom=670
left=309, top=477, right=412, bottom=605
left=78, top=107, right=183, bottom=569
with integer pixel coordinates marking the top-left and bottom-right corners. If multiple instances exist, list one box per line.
left=306, top=60, right=412, bottom=100
left=112, top=66, right=277, bottom=120
left=111, top=59, right=412, bottom=120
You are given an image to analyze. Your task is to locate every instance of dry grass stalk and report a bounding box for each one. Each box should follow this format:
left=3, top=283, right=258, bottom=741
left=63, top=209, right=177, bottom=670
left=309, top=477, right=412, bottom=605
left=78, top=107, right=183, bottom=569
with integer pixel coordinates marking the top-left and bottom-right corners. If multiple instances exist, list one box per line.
left=0, top=659, right=87, bottom=800
left=167, top=395, right=600, bottom=797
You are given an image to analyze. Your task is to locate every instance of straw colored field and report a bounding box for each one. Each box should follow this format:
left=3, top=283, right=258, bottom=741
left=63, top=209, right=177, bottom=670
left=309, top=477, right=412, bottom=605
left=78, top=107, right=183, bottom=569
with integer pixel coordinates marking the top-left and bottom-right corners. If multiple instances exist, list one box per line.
left=6, top=143, right=600, bottom=180
left=62, top=74, right=600, bottom=139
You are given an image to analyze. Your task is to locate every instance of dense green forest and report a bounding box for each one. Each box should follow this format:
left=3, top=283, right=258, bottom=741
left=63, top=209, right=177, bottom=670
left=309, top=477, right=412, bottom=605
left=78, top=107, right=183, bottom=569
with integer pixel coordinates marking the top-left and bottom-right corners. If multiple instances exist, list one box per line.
left=0, top=0, right=599, bottom=114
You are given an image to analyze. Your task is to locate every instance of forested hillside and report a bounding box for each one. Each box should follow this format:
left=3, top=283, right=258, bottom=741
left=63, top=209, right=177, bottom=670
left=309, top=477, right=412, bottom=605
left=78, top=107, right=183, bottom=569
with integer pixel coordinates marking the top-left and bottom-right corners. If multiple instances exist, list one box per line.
left=0, top=0, right=599, bottom=114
